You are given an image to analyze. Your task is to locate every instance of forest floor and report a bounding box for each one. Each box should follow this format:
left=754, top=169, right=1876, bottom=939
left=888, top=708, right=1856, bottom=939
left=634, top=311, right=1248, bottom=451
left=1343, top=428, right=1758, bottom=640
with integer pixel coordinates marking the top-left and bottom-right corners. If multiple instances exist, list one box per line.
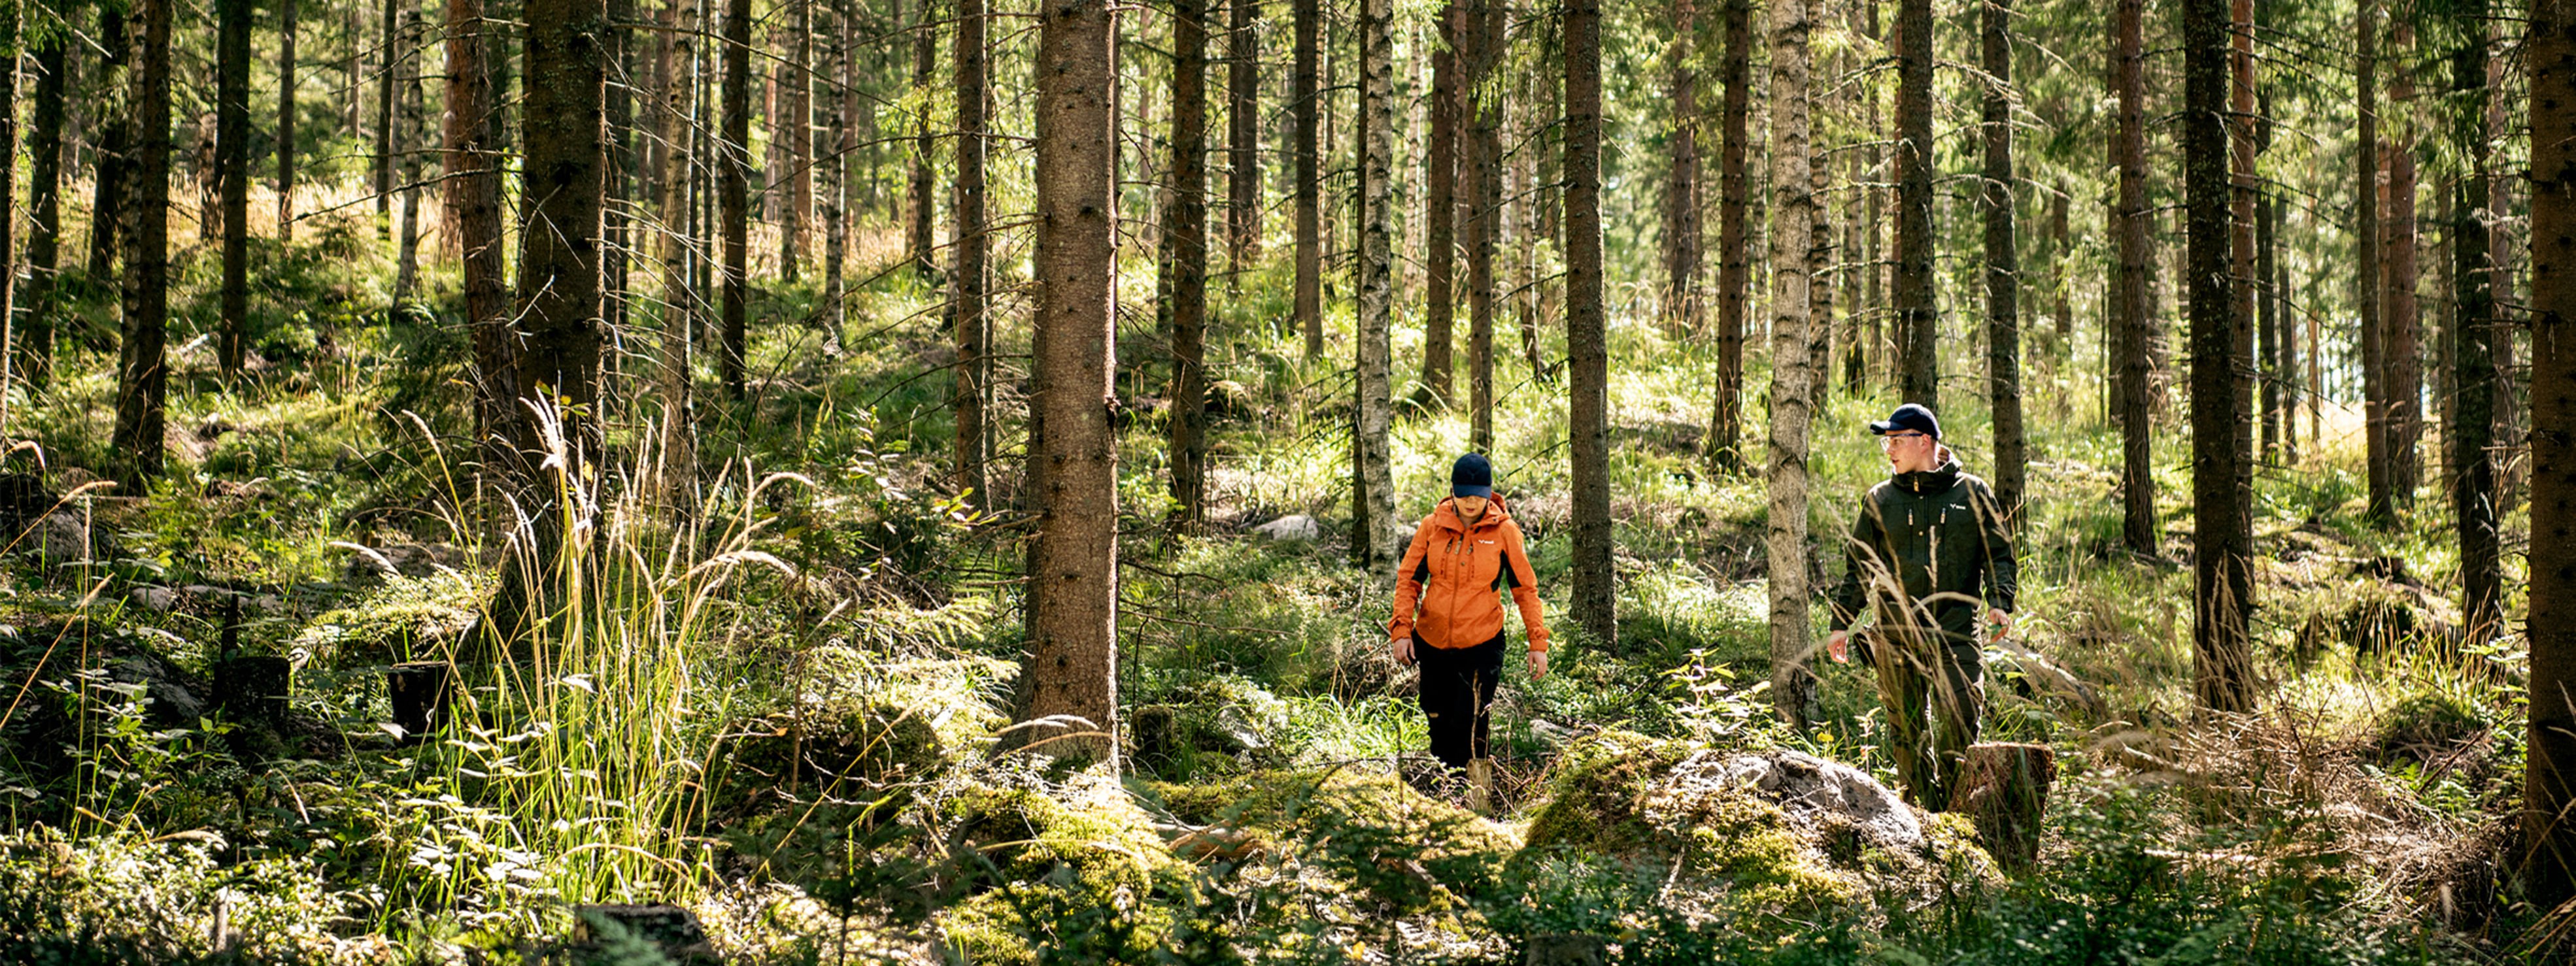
left=0, top=208, right=2543, bottom=963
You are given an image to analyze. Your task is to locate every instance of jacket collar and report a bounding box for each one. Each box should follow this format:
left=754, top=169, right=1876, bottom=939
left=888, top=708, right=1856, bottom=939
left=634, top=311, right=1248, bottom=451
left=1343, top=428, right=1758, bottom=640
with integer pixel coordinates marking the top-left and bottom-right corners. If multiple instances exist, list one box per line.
left=1891, top=450, right=1963, bottom=494
left=1429, top=495, right=1512, bottom=534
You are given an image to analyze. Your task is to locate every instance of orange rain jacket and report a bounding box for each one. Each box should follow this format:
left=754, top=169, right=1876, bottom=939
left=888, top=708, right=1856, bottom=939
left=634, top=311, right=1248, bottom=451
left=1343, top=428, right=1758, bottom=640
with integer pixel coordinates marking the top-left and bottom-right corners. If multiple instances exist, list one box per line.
left=1387, top=496, right=1551, bottom=652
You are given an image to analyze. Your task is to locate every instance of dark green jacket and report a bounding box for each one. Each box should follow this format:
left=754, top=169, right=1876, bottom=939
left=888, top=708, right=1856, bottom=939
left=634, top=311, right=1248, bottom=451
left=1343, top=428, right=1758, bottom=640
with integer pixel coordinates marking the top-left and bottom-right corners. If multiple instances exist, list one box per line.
left=1827, top=453, right=2018, bottom=642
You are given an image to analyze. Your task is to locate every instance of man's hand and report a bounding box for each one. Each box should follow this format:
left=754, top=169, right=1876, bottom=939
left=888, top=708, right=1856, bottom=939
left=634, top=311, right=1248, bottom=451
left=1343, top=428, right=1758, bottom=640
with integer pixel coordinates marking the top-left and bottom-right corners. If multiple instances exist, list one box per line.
left=1989, top=608, right=2013, bottom=642
left=1392, top=636, right=1415, bottom=667
left=1827, top=629, right=1850, bottom=664
left=1529, top=651, right=1548, bottom=680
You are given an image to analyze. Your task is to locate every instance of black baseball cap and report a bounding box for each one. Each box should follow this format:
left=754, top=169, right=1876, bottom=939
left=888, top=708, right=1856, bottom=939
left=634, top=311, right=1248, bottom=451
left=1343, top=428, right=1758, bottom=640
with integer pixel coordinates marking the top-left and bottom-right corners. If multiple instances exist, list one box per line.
left=1451, top=453, right=1494, bottom=498
left=1869, top=403, right=1941, bottom=440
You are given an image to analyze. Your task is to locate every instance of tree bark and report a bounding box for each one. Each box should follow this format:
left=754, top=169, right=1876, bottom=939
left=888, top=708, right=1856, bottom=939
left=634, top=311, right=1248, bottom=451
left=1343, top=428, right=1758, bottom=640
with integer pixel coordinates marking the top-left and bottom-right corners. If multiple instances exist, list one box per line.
left=2361, top=1, right=2390, bottom=525
left=1351, top=0, right=1397, bottom=574
left=393, top=5, right=426, bottom=310
left=2186, top=0, right=2252, bottom=714
left=87, top=8, right=127, bottom=281
left=1708, top=0, right=1749, bottom=473
left=1982, top=0, right=2021, bottom=524
left=1663, top=0, right=1700, bottom=338
left=277, top=0, right=297, bottom=242
left=1765, top=0, right=1815, bottom=724
left=451, top=0, right=516, bottom=487
left=721, top=0, right=751, bottom=401
left=2453, top=0, right=2500, bottom=647
left=1420, top=0, right=1457, bottom=408
left=1017, top=0, right=1120, bottom=763
left=911, top=0, right=938, bottom=278
left=654, top=0, right=700, bottom=510
left=217, top=0, right=248, bottom=378
left=1566, top=0, right=1613, bottom=647
left=1228, top=0, right=1260, bottom=275
left=2524, top=0, right=2576, bottom=906
left=1465, top=0, right=1500, bottom=452
left=112, top=0, right=172, bottom=488
left=2388, top=143, right=2422, bottom=507
left=23, top=33, right=64, bottom=389
left=953, top=0, right=988, bottom=507
left=2260, top=161, right=2280, bottom=462
left=378, top=0, right=399, bottom=226
left=2115, top=0, right=2154, bottom=554
left=1893, top=0, right=1936, bottom=409
left=1293, top=0, right=1320, bottom=358
left=511, top=0, right=608, bottom=501
left=781, top=0, right=811, bottom=282
left=1169, top=0, right=1210, bottom=531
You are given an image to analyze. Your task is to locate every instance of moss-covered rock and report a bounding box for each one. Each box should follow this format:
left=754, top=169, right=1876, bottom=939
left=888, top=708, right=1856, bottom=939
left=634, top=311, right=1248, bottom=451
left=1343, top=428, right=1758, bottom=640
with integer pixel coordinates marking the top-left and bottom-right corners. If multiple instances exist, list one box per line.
left=1148, top=767, right=1517, bottom=912
left=938, top=765, right=1193, bottom=963
left=288, top=571, right=481, bottom=666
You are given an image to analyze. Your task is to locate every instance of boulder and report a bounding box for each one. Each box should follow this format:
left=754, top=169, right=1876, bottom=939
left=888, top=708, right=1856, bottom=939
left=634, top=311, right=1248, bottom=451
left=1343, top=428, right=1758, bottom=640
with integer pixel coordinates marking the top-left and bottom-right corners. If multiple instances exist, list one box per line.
left=339, top=542, right=468, bottom=586
left=1249, top=514, right=1322, bottom=543
left=1697, top=749, right=1924, bottom=852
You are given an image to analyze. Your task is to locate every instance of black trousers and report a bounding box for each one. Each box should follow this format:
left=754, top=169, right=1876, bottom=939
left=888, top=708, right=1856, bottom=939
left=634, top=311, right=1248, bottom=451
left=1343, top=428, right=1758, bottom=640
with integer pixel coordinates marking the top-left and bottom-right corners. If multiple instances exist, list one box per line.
left=1415, top=632, right=1504, bottom=770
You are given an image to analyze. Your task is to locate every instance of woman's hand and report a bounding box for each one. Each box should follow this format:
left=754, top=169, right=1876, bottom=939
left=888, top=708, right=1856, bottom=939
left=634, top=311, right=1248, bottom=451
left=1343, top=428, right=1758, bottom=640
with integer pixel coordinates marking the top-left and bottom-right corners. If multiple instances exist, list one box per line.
left=1392, top=635, right=1415, bottom=667
left=1529, top=651, right=1548, bottom=680
left=1827, top=630, right=1850, bottom=663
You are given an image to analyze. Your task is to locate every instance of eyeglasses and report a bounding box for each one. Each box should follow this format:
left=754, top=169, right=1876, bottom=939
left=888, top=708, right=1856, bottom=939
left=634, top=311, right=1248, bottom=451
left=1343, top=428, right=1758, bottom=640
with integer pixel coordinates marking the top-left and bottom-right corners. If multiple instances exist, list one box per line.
left=1879, top=432, right=1929, bottom=446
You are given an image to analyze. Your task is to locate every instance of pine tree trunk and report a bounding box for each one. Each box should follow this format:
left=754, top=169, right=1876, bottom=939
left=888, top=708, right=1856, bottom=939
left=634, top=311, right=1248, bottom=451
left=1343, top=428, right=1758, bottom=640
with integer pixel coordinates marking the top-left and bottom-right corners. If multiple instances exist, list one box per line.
left=1351, top=0, right=1397, bottom=574
left=720, top=0, right=751, bottom=401
left=1017, top=0, right=1120, bottom=763
left=1708, top=0, right=1748, bottom=473
left=2453, top=0, right=2499, bottom=646
left=1293, top=0, right=1320, bottom=358
left=24, top=33, right=64, bottom=388
left=1421, top=0, right=1457, bottom=408
left=2360, top=1, right=2390, bottom=525
left=1228, top=0, right=1260, bottom=274
left=2524, top=0, right=2576, bottom=907
left=952, top=0, right=987, bottom=507
left=112, top=0, right=172, bottom=488
left=2186, top=0, right=2252, bottom=714
left=1893, top=0, right=1936, bottom=409
left=1566, top=0, right=1614, bottom=647
left=2115, top=0, right=2154, bottom=554
left=1765, top=0, right=1815, bottom=724
left=1663, top=0, right=1699, bottom=337
left=1169, top=0, right=1210, bottom=531
left=1981, top=0, right=2021, bottom=523
left=909, top=0, right=937, bottom=278
left=277, top=0, right=297, bottom=242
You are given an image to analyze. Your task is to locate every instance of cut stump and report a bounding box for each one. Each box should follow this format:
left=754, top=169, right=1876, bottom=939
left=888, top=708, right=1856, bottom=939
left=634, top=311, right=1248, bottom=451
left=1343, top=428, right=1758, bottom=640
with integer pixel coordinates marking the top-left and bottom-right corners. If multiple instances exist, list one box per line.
left=387, top=661, right=454, bottom=742
left=211, top=655, right=291, bottom=725
left=1953, top=741, right=2056, bottom=872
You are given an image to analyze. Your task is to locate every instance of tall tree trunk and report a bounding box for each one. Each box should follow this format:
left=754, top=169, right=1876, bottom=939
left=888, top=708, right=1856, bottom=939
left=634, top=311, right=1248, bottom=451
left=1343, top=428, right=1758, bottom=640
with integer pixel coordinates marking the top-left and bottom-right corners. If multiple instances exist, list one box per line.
left=909, top=0, right=937, bottom=278
left=953, top=0, right=987, bottom=507
left=1708, top=0, right=1748, bottom=473
left=720, top=0, right=751, bottom=401
left=1663, top=0, right=1699, bottom=337
left=23, top=33, right=64, bottom=389
left=1169, top=0, right=1210, bottom=531
left=1017, top=0, right=1120, bottom=763
left=2525, top=0, right=2576, bottom=907
left=1420, top=0, right=1457, bottom=408
left=1893, top=0, right=1936, bottom=408
left=451, top=0, right=515, bottom=484
left=88, top=8, right=127, bottom=280
left=1982, top=0, right=2021, bottom=522
left=1765, top=0, right=1815, bottom=724
left=2279, top=195, right=2298, bottom=464
left=2115, top=0, right=2154, bottom=554
left=113, top=0, right=172, bottom=488
left=1293, top=0, right=1320, bottom=358
left=511, top=0, right=608, bottom=549
left=378, top=0, right=398, bottom=227
left=1228, top=0, right=1260, bottom=276
left=1859, top=0, right=1881, bottom=390
left=2388, top=143, right=2422, bottom=507
left=2454, top=0, right=2499, bottom=646
left=1514, top=56, right=1544, bottom=380
left=654, top=0, right=699, bottom=510
left=1566, top=0, right=1613, bottom=647
left=2361, top=1, right=2390, bottom=525
left=604, top=0, right=635, bottom=341
left=2187, top=0, right=2252, bottom=714
left=825, top=0, right=850, bottom=335
left=2260, top=161, right=2280, bottom=462
left=1466, top=0, right=1500, bottom=452
left=277, top=0, right=297, bottom=242
left=782, top=0, right=810, bottom=282
left=394, top=5, right=426, bottom=310
left=1352, top=0, right=1397, bottom=573
left=218, top=0, right=249, bottom=377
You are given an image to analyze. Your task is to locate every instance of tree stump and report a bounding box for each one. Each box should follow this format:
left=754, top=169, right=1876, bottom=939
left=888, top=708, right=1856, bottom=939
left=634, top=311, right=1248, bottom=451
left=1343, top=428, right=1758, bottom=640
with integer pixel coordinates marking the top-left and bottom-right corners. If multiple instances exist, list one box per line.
left=1523, top=933, right=1607, bottom=966
left=386, top=661, right=453, bottom=741
left=1953, top=742, right=2056, bottom=872
left=570, top=904, right=724, bottom=966
left=211, top=655, right=290, bottom=725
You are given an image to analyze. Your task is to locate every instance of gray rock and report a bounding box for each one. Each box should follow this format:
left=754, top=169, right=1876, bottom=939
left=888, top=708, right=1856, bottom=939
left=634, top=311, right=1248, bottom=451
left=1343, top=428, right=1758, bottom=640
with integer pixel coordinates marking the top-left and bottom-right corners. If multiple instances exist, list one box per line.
left=341, top=542, right=468, bottom=584
left=1250, top=514, right=1322, bottom=543
left=29, top=513, right=106, bottom=564
left=131, top=586, right=179, bottom=612
left=1692, top=748, right=1924, bottom=851
left=110, top=654, right=206, bottom=725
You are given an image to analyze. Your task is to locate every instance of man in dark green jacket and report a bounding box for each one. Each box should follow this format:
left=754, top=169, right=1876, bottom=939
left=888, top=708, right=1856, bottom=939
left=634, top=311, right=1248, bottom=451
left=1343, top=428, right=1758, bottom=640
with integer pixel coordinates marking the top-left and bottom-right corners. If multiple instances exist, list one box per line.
left=1825, top=403, right=2018, bottom=811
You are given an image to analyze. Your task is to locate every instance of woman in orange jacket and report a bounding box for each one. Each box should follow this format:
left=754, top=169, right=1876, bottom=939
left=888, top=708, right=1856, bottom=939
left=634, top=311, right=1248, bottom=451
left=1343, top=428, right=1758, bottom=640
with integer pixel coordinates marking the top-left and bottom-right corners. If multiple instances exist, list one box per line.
left=1387, top=454, right=1550, bottom=775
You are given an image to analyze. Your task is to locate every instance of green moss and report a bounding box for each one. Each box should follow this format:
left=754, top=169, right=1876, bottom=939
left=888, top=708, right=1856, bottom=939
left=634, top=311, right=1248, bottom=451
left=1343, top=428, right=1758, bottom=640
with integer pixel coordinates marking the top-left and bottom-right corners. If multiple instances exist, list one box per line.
left=936, top=769, right=1191, bottom=963
left=1143, top=767, right=1517, bottom=912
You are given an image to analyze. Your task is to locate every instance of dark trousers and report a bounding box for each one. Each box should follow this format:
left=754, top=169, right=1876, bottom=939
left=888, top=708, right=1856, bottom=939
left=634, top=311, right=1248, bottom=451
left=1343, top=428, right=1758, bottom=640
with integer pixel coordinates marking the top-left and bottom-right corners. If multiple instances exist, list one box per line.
left=1416, top=632, right=1504, bottom=771
left=1858, top=625, right=1986, bottom=810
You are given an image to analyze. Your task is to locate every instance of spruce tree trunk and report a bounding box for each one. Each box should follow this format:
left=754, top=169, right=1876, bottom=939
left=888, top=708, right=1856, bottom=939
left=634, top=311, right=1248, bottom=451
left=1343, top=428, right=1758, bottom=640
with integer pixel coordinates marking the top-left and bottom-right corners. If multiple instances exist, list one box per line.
left=1663, top=0, right=1699, bottom=337
left=910, top=0, right=938, bottom=278
left=378, top=0, right=398, bottom=226
left=1708, top=0, right=1748, bottom=473
left=1421, top=0, right=1457, bottom=408
left=511, top=0, right=607, bottom=473
left=1466, top=0, right=1500, bottom=452
left=2115, top=0, right=2154, bottom=554
left=393, top=5, right=426, bottom=310
left=1017, top=0, right=1120, bottom=763
left=720, top=0, right=751, bottom=401
left=1765, top=0, right=1816, bottom=725
left=2524, top=0, right=2576, bottom=905
left=1893, top=0, right=1936, bottom=409
left=277, top=0, right=297, bottom=242
left=1169, top=0, right=1210, bottom=531
left=952, top=0, right=987, bottom=507
left=24, top=34, right=64, bottom=388
left=2361, top=1, right=2390, bottom=525
left=450, top=0, right=515, bottom=483
left=1980, top=0, right=2021, bottom=522
left=112, top=0, right=172, bottom=488
left=605, top=0, right=634, bottom=339
left=2453, top=0, right=2499, bottom=645
left=1227, top=0, right=1260, bottom=274
left=1293, top=0, right=1320, bottom=358
left=88, top=8, right=127, bottom=280
left=2186, top=0, right=2252, bottom=714
left=0, top=9, right=20, bottom=411
left=782, top=0, right=810, bottom=282
left=1351, top=0, right=1397, bottom=574
left=2388, top=144, right=2422, bottom=506
left=2260, top=169, right=2280, bottom=461
left=654, top=0, right=699, bottom=510
left=1566, top=0, right=1614, bottom=647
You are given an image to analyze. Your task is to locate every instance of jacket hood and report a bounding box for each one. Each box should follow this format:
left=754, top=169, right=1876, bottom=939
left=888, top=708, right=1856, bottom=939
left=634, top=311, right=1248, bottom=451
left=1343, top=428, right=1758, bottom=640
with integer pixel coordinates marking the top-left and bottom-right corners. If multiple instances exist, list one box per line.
left=1892, top=450, right=1963, bottom=494
left=1427, top=494, right=1514, bottom=533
